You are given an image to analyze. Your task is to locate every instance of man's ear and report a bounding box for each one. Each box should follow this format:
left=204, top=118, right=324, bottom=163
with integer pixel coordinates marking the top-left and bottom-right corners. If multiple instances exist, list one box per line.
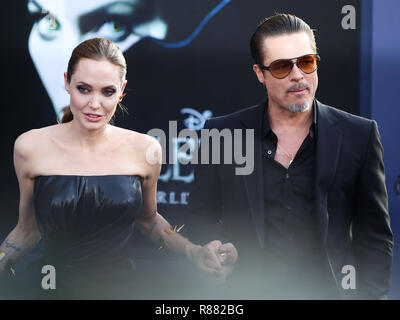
left=64, top=72, right=70, bottom=93
left=252, top=64, right=266, bottom=85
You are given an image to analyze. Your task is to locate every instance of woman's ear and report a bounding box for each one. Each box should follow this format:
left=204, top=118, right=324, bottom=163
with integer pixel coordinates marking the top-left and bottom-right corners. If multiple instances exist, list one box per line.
left=121, top=80, right=127, bottom=93
left=119, top=80, right=128, bottom=101
left=64, top=72, right=70, bottom=94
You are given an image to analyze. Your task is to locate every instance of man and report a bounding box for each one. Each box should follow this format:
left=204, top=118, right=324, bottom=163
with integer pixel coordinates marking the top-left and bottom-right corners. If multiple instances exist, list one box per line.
left=187, top=13, right=393, bottom=299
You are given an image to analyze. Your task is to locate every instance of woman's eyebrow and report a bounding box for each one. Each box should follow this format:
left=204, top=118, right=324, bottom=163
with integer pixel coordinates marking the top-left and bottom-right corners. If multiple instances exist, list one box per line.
left=77, top=81, right=92, bottom=88
left=78, top=1, right=154, bottom=35
left=28, top=0, right=61, bottom=19
left=77, top=82, right=116, bottom=90
left=102, top=85, right=117, bottom=90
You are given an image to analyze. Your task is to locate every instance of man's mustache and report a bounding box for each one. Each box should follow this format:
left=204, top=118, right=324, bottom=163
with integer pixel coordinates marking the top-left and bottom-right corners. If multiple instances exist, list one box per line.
left=286, top=83, right=310, bottom=93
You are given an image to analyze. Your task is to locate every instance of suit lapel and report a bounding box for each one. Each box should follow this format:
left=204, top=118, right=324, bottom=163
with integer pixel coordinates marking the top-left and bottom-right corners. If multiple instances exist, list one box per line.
left=237, top=100, right=342, bottom=250
left=240, top=103, right=265, bottom=249
left=314, top=100, right=342, bottom=247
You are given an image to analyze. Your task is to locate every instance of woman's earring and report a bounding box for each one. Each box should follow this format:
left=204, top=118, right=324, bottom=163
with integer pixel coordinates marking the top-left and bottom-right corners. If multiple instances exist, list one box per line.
left=119, top=93, right=127, bottom=102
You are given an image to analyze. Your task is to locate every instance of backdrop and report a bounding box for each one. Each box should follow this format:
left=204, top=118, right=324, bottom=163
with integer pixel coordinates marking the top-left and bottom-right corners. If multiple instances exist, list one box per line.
left=0, top=0, right=397, bottom=299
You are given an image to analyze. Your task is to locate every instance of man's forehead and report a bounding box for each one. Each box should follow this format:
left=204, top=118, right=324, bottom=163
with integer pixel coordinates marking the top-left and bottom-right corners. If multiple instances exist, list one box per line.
left=263, top=32, right=314, bottom=63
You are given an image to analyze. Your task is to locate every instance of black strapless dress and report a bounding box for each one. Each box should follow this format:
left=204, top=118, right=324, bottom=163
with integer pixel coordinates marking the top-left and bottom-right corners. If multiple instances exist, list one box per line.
left=33, top=175, right=143, bottom=299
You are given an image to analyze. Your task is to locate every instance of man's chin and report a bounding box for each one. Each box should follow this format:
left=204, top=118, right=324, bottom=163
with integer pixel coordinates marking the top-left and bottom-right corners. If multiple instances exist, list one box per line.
left=287, top=101, right=311, bottom=113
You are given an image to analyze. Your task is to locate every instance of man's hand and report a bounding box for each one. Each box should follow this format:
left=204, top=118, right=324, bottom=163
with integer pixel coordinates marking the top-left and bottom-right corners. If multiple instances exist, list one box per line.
left=187, top=240, right=238, bottom=283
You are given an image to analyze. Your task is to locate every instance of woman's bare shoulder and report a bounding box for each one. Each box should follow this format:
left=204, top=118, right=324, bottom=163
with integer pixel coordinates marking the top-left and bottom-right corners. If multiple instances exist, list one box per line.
left=14, top=124, right=62, bottom=153
left=13, top=125, right=62, bottom=177
left=112, top=126, right=160, bottom=150
left=112, top=126, right=161, bottom=173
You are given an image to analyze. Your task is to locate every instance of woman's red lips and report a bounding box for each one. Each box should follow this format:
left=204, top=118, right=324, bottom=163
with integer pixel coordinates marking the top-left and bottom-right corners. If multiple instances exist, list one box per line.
left=85, top=113, right=103, bottom=116
left=84, top=113, right=104, bottom=122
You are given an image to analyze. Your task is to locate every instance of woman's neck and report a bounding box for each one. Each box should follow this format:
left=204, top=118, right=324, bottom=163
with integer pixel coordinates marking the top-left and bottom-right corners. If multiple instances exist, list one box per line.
left=66, top=120, right=113, bottom=152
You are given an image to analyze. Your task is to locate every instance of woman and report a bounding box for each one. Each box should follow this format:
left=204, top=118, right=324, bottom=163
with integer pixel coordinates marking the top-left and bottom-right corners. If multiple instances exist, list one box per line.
left=0, top=38, right=237, bottom=299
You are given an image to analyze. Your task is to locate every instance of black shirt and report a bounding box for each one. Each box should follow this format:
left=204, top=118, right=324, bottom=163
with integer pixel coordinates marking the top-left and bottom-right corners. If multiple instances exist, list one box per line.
left=261, top=102, right=333, bottom=298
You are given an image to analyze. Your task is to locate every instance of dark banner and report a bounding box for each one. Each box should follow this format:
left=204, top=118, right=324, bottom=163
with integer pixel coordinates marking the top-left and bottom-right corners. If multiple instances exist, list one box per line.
left=1, top=0, right=360, bottom=224
left=3, top=0, right=397, bottom=299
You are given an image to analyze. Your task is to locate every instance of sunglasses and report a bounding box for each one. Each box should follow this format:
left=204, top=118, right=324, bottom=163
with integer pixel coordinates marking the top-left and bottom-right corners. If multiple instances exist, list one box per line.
left=258, top=54, right=320, bottom=79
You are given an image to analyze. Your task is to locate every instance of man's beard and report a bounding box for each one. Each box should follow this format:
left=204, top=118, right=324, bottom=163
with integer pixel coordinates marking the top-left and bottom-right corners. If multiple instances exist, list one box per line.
left=288, top=101, right=311, bottom=113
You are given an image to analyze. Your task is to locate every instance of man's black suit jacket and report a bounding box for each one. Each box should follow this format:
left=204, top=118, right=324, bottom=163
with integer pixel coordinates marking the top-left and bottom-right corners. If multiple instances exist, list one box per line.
left=187, top=99, right=393, bottom=299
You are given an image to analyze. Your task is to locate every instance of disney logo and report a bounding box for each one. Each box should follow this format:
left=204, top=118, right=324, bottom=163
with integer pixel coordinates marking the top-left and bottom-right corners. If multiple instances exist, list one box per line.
left=181, top=108, right=213, bottom=131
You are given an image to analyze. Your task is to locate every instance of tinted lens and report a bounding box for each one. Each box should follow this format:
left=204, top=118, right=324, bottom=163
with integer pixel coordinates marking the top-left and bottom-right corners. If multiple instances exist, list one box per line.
left=297, top=55, right=318, bottom=73
left=270, top=60, right=293, bottom=78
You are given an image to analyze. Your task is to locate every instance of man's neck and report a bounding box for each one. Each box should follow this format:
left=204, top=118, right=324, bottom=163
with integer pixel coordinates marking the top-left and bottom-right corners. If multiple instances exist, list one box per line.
left=268, top=100, right=314, bottom=133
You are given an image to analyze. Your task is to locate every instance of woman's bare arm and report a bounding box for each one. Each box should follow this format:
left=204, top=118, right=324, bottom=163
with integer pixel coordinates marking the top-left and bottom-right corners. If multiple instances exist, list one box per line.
left=134, top=139, right=203, bottom=257
left=135, top=137, right=237, bottom=278
left=0, top=132, right=42, bottom=277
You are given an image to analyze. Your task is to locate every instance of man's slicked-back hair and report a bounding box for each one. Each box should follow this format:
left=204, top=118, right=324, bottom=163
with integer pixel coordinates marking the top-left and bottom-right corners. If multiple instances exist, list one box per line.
left=250, top=13, right=317, bottom=65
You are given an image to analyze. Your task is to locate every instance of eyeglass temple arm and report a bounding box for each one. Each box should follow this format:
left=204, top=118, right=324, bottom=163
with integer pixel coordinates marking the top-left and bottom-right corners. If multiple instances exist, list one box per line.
left=258, top=64, right=270, bottom=70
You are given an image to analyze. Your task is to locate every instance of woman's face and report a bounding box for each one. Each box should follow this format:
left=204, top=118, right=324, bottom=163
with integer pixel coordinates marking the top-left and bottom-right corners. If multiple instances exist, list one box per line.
left=64, top=58, right=126, bottom=130
left=28, top=0, right=167, bottom=118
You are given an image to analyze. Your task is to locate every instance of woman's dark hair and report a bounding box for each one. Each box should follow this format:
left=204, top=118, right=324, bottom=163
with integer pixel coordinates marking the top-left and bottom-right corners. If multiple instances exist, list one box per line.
left=250, top=13, right=317, bottom=65
left=61, top=38, right=127, bottom=123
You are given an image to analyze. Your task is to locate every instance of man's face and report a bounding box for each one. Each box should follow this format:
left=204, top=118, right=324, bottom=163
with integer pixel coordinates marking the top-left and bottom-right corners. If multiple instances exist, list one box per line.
left=253, top=32, right=318, bottom=113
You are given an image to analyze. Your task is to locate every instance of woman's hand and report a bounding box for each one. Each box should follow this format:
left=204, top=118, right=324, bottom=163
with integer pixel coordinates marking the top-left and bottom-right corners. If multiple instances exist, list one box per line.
left=186, top=240, right=238, bottom=283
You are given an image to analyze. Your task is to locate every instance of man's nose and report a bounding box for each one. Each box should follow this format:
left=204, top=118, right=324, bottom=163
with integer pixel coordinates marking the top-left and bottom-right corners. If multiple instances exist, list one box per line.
left=289, top=63, right=304, bottom=81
